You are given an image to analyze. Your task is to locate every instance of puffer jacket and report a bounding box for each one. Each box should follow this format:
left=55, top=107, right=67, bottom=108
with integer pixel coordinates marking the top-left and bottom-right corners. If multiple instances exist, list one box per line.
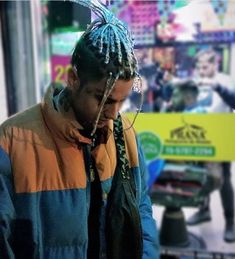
left=0, top=84, right=159, bottom=259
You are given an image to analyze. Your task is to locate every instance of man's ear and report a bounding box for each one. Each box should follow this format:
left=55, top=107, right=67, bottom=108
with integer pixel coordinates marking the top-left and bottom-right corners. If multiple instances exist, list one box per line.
left=67, top=67, right=80, bottom=90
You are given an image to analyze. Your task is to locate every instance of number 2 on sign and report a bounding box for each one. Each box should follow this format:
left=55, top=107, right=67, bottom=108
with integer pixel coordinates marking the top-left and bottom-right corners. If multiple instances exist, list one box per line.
left=54, top=64, right=71, bottom=83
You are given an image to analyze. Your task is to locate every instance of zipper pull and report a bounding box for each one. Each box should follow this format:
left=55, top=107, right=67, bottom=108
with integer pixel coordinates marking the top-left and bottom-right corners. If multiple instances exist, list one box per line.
left=90, top=165, right=95, bottom=182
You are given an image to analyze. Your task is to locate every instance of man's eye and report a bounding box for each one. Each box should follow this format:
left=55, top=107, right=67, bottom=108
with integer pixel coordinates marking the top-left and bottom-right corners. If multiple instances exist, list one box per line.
left=105, top=99, right=115, bottom=105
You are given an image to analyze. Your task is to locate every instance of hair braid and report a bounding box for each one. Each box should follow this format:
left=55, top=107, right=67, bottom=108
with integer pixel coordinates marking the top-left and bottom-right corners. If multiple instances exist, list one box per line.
left=68, top=0, right=142, bottom=135
left=69, top=0, right=138, bottom=81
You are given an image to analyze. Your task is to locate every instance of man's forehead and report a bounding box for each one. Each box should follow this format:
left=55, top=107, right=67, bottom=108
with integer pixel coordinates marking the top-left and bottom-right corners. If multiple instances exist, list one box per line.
left=197, top=62, right=209, bottom=68
left=84, top=78, right=107, bottom=92
left=198, top=53, right=213, bottom=64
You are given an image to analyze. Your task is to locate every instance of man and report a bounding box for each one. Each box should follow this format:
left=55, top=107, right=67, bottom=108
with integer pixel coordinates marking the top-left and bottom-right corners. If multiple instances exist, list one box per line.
left=170, top=79, right=205, bottom=113
left=0, top=1, right=159, bottom=258
left=186, top=48, right=235, bottom=243
left=194, top=48, right=235, bottom=112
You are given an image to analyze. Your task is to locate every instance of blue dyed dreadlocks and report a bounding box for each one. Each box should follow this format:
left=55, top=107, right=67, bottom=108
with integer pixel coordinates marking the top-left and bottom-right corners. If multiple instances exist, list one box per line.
left=68, top=0, right=142, bottom=135
left=70, top=0, right=138, bottom=81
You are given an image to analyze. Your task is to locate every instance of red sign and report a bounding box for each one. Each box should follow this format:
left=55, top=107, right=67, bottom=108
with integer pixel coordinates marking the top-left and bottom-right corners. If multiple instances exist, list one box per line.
left=51, top=55, right=71, bottom=83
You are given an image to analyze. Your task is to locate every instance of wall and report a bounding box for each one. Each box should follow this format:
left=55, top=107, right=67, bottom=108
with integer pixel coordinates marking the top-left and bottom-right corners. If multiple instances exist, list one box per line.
left=0, top=18, right=8, bottom=123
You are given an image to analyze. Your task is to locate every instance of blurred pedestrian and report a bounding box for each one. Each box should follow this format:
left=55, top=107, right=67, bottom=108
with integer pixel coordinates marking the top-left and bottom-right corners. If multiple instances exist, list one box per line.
left=170, top=80, right=205, bottom=113
left=194, top=47, right=235, bottom=112
left=187, top=48, right=235, bottom=243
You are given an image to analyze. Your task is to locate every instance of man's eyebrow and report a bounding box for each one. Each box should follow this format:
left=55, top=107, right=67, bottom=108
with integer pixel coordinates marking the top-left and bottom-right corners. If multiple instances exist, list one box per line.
left=108, top=96, right=128, bottom=102
left=96, top=91, right=128, bottom=102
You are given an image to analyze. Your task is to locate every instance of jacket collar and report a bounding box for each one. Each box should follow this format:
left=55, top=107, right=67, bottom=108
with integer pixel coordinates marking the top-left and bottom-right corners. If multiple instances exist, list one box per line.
left=41, top=83, right=113, bottom=145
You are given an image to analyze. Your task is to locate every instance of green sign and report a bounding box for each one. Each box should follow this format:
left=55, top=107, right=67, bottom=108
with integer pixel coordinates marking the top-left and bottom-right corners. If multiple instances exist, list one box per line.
left=138, top=131, right=162, bottom=160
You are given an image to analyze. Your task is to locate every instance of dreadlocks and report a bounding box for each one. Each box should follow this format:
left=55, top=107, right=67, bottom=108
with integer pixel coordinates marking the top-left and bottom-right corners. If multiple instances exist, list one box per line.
left=70, top=0, right=138, bottom=80
left=68, top=0, right=142, bottom=136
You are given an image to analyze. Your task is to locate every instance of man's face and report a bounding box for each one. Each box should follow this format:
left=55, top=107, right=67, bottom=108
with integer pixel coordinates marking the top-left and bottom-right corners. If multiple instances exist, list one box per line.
left=68, top=69, right=134, bottom=131
left=171, top=87, right=185, bottom=111
left=196, top=54, right=217, bottom=78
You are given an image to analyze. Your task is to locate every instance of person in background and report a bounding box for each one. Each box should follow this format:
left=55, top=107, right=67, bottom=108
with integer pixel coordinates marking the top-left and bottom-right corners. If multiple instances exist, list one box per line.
left=194, top=47, right=235, bottom=112
left=0, top=1, right=159, bottom=258
left=169, top=80, right=232, bottom=243
left=196, top=77, right=235, bottom=110
left=170, top=79, right=205, bottom=113
left=187, top=48, right=235, bottom=243
left=160, top=69, right=174, bottom=104
left=153, top=67, right=174, bottom=112
left=138, top=61, right=163, bottom=112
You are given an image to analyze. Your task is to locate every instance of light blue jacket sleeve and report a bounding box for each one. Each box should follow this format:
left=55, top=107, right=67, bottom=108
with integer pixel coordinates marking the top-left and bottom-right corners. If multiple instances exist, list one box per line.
left=0, top=146, right=15, bottom=259
left=136, top=138, right=160, bottom=259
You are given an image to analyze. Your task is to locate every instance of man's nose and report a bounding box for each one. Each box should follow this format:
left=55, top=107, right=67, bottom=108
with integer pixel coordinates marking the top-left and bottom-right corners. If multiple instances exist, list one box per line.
left=104, top=103, right=120, bottom=120
left=199, top=69, right=206, bottom=77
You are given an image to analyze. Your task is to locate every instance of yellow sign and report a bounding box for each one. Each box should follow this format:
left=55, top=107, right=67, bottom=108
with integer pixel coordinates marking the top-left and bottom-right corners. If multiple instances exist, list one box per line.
left=126, top=113, right=235, bottom=161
